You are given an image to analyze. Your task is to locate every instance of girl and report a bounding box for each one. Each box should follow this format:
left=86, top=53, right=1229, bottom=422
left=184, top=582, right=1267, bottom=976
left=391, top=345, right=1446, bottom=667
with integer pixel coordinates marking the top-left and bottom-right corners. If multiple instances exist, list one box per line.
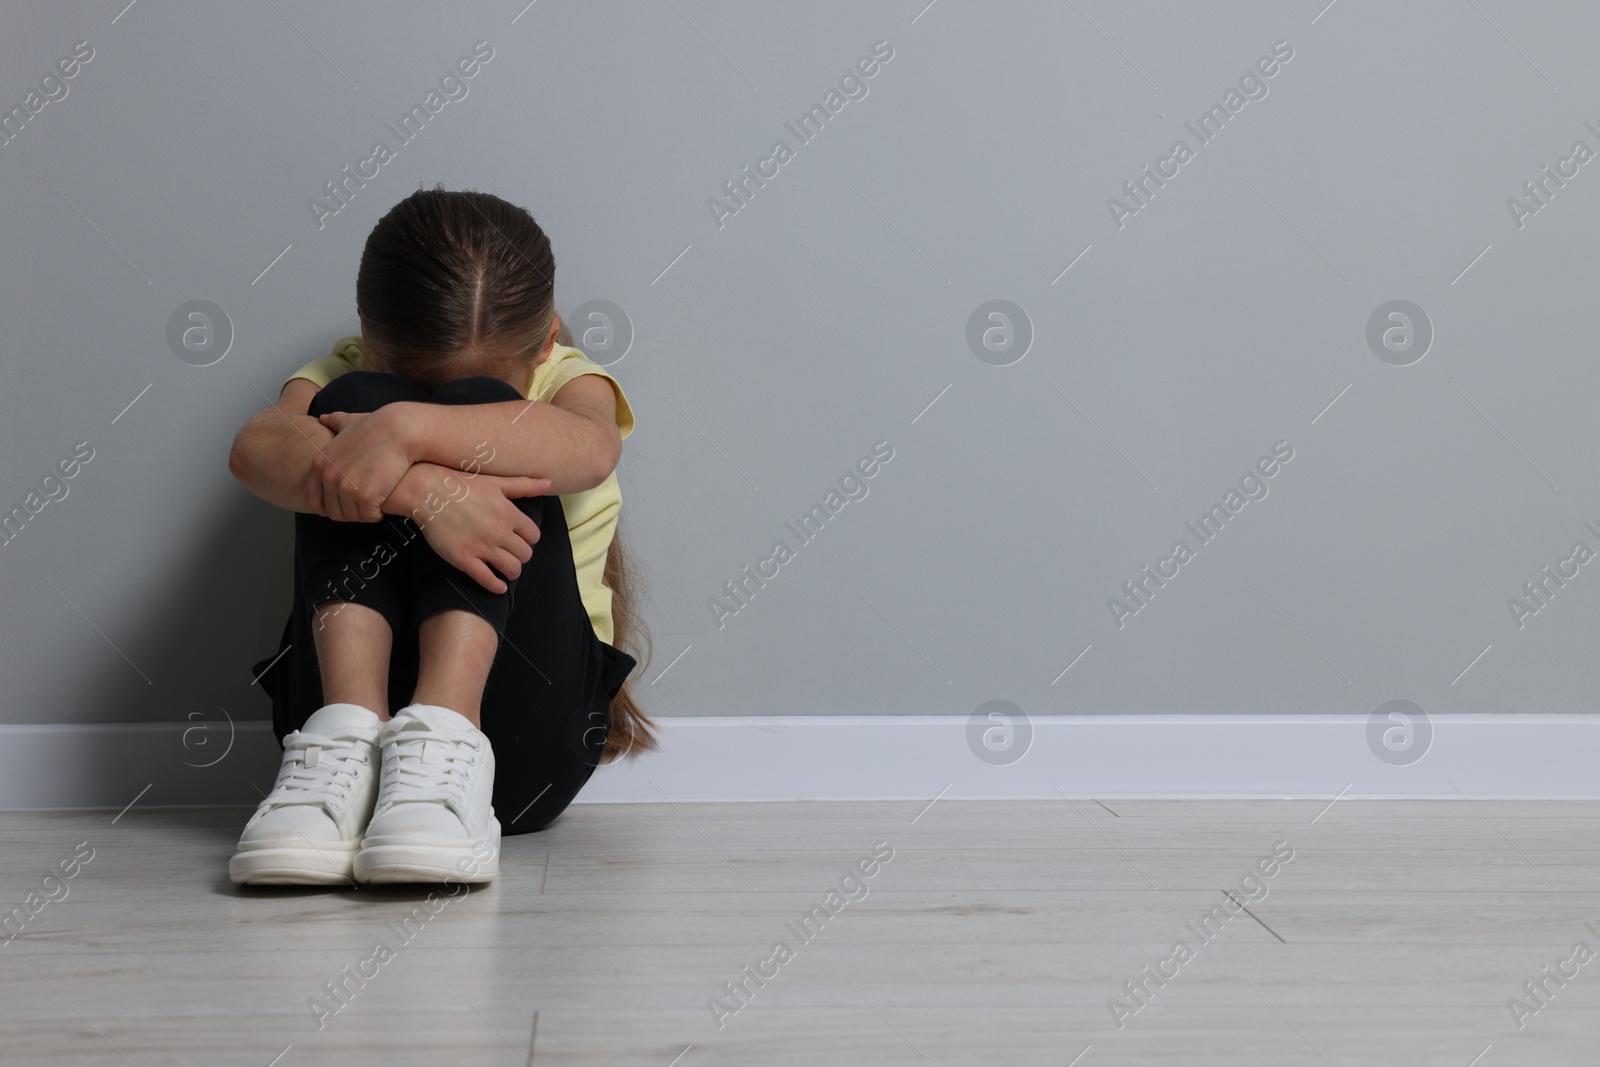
left=226, top=186, right=653, bottom=886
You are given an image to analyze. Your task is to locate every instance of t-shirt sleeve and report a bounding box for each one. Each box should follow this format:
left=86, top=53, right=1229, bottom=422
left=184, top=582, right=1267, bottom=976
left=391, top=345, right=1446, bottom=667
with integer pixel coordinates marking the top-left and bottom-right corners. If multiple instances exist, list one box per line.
left=284, top=336, right=368, bottom=393
left=540, top=352, right=636, bottom=441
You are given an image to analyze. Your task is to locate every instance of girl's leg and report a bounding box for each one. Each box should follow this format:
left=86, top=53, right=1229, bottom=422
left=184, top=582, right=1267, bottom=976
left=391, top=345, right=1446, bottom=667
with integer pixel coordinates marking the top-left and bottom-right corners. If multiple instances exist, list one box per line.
left=263, top=373, right=527, bottom=737
left=412, top=609, right=498, bottom=724
left=259, top=371, right=431, bottom=738
left=248, top=371, right=633, bottom=883
left=398, top=375, right=637, bottom=836
left=394, top=374, right=536, bottom=721
left=313, top=602, right=392, bottom=719
left=477, top=488, right=635, bottom=835
left=235, top=375, right=430, bottom=885
left=354, top=376, right=538, bottom=883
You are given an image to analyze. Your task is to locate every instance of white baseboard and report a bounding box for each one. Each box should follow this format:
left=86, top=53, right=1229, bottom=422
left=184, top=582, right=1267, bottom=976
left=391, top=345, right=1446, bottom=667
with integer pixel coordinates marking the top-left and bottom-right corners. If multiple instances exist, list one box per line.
left=3, top=715, right=1599, bottom=809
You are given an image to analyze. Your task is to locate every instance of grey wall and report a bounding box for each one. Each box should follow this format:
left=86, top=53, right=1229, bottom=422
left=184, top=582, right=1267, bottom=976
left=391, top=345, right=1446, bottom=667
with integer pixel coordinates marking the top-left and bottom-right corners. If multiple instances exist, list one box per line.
left=3, top=0, right=1597, bottom=731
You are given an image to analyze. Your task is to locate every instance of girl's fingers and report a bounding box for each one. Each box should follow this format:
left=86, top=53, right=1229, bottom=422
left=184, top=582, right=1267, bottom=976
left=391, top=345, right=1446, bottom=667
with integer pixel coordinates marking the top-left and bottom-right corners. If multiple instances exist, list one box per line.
left=462, top=557, right=507, bottom=595
left=512, top=513, right=540, bottom=548
left=506, top=533, right=534, bottom=564
left=500, top=476, right=551, bottom=499
left=490, top=548, right=523, bottom=581
left=337, top=485, right=368, bottom=522
left=335, top=488, right=364, bottom=523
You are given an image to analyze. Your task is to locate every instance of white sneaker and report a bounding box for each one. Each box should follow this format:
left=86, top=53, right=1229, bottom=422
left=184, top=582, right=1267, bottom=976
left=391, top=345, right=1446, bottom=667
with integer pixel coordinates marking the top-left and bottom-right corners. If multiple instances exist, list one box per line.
left=354, top=704, right=500, bottom=884
left=229, top=703, right=382, bottom=885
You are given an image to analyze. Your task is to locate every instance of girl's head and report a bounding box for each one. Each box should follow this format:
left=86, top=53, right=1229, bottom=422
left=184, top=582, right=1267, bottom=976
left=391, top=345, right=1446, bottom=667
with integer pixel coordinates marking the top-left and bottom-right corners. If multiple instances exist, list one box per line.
left=356, top=186, right=557, bottom=392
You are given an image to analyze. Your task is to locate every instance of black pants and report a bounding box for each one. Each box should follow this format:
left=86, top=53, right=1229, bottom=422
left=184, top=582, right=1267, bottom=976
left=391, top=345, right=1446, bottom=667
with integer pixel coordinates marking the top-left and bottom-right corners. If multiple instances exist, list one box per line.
left=251, top=371, right=636, bottom=834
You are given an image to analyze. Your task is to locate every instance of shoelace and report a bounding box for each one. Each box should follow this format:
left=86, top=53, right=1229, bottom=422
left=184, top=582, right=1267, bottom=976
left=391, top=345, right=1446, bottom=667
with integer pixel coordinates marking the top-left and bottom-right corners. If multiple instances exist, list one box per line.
left=263, top=732, right=370, bottom=808
left=376, top=734, right=482, bottom=813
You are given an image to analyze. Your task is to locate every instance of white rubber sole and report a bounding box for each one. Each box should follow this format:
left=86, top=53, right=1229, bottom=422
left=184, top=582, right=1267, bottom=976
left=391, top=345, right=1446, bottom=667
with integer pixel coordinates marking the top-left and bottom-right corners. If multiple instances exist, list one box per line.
left=354, top=820, right=500, bottom=885
left=229, top=842, right=359, bottom=886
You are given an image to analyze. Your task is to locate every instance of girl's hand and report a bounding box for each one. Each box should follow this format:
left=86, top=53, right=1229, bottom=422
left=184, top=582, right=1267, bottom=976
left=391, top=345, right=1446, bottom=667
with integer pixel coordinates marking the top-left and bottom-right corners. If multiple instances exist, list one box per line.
left=314, top=407, right=416, bottom=522
left=394, top=463, right=551, bottom=594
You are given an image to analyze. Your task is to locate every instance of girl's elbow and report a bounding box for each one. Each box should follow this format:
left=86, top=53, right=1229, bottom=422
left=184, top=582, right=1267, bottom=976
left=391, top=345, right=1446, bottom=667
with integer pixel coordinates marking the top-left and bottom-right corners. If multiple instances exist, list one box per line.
left=227, top=436, right=251, bottom=483
left=587, top=449, right=620, bottom=489
left=588, top=432, right=622, bottom=487
left=228, top=422, right=273, bottom=487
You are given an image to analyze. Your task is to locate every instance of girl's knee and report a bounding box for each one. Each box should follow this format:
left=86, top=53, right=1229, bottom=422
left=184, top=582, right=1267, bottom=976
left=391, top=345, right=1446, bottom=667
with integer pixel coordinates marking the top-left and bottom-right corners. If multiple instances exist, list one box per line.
left=310, top=371, right=427, bottom=416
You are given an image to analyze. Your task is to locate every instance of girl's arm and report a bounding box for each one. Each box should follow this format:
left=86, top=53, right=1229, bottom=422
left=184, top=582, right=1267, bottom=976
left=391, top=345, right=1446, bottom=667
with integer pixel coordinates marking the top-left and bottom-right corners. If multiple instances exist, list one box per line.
left=411, top=375, right=622, bottom=488
left=316, top=375, right=622, bottom=512
left=228, top=378, right=334, bottom=514
left=382, top=461, right=548, bottom=593
left=229, top=377, right=550, bottom=592
left=230, top=377, right=423, bottom=521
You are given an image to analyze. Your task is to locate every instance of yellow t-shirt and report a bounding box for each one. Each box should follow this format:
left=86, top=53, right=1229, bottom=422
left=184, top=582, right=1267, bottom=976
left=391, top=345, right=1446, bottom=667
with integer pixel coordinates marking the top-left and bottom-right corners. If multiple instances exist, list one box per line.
left=286, top=337, right=635, bottom=645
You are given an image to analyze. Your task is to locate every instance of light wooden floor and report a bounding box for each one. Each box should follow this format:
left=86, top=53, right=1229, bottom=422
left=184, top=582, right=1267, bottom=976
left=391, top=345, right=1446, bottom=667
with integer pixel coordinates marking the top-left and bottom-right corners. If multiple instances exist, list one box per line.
left=3, top=799, right=1598, bottom=1065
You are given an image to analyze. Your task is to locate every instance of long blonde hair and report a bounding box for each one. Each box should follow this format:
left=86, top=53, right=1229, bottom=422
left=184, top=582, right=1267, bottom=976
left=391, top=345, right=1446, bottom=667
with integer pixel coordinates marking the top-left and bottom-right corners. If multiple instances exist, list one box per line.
left=554, top=316, right=657, bottom=762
